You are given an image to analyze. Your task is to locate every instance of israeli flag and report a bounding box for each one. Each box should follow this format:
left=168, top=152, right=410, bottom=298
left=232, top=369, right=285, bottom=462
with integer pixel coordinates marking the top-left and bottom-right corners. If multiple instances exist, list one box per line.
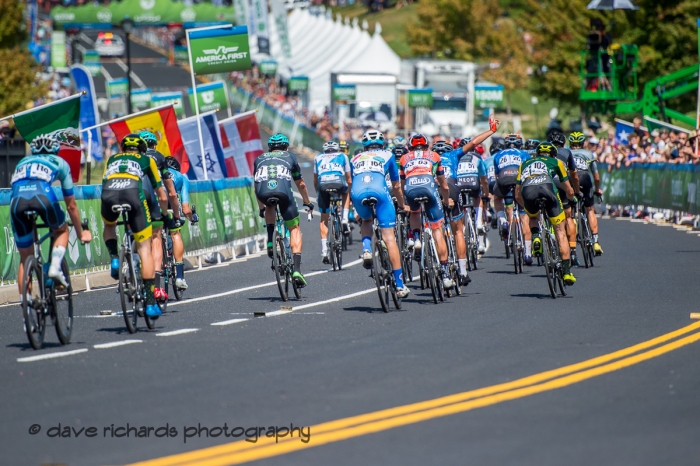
left=178, top=112, right=228, bottom=180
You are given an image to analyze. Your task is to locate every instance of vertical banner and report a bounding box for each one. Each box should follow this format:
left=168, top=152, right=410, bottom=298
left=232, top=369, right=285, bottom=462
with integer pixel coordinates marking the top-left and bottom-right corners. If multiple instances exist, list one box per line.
left=70, top=64, right=103, bottom=161
left=187, top=82, right=228, bottom=113
left=258, top=60, right=277, bottom=76
left=270, top=0, right=292, bottom=59
left=252, top=0, right=270, bottom=54
left=51, top=30, right=67, bottom=70
left=107, top=78, right=129, bottom=98
left=234, top=0, right=249, bottom=28
left=83, top=50, right=102, bottom=77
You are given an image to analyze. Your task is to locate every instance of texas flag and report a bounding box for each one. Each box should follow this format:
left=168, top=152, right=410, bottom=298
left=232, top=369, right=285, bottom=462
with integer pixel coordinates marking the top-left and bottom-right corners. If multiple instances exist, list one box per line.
left=218, top=111, right=264, bottom=177
left=109, top=105, right=188, bottom=173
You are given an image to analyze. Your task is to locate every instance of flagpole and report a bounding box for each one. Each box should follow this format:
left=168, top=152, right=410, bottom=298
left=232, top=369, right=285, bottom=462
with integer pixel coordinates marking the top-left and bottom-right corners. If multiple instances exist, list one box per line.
left=224, top=81, right=233, bottom=119
left=80, top=103, right=175, bottom=133
left=0, top=91, right=85, bottom=123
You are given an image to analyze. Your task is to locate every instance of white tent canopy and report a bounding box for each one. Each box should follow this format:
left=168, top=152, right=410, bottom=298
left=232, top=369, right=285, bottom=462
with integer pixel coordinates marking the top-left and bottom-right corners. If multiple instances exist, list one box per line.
left=249, top=8, right=401, bottom=114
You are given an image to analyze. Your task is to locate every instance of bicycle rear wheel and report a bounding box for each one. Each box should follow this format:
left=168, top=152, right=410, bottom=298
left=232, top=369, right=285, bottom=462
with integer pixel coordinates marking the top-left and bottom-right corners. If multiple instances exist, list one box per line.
left=334, top=216, right=343, bottom=270
left=424, top=232, right=439, bottom=304
left=22, top=256, right=45, bottom=349
left=372, top=238, right=390, bottom=313
left=541, top=231, right=556, bottom=299
left=577, top=212, right=590, bottom=268
left=119, top=246, right=138, bottom=333
left=511, top=221, right=519, bottom=274
left=272, top=230, right=288, bottom=302
left=53, top=258, right=74, bottom=344
left=171, top=261, right=184, bottom=301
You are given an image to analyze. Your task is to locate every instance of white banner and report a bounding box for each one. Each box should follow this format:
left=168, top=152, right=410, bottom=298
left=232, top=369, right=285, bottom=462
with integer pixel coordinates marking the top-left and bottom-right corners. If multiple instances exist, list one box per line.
left=234, top=0, right=248, bottom=29
left=252, top=0, right=270, bottom=54
left=270, top=0, right=292, bottom=59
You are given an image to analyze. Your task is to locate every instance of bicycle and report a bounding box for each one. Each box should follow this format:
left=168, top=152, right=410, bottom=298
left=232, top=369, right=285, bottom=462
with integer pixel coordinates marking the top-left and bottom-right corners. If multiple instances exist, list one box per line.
left=443, top=211, right=462, bottom=297
left=113, top=205, right=158, bottom=333
left=157, top=221, right=179, bottom=310
left=362, top=197, right=401, bottom=313
left=269, top=198, right=307, bottom=301
left=459, top=191, right=479, bottom=271
left=395, top=210, right=413, bottom=283
left=415, top=197, right=444, bottom=304
left=325, top=189, right=344, bottom=271
left=574, top=197, right=597, bottom=268
left=20, top=212, right=87, bottom=350
left=508, top=208, right=525, bottom=274
left=536, top=199, right=567, bottom=299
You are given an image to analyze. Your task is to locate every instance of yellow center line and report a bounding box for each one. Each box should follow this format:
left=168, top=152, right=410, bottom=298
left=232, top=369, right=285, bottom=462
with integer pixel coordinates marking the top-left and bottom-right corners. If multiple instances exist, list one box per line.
left=129, top=321, right=700, bottom=466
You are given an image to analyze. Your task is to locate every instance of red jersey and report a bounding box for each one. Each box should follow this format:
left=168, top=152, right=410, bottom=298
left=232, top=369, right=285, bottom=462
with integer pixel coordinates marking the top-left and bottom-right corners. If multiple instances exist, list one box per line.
left=399, top=150, right=444, bottom=180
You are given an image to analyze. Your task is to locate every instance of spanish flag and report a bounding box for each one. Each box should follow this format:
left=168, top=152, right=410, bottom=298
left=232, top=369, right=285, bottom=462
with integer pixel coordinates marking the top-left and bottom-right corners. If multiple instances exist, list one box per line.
left=109, top=105, right=189, bottom=173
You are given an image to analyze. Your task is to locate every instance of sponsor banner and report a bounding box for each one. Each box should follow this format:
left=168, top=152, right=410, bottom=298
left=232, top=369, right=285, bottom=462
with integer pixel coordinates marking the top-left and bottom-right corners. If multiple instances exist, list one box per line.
left=130, top=88, right=152, bottom=110
left=187, top=81, right=228, bottom=114
left=107, top=78, right=129, bottom=98
left=474, top=84, right=504, bottom=108
left=173, top=45, right=189, bottom=63
left=234, top=0, right=248, bottom=28
left=151, top=92, right=184, bottom=118
left=251, top=0, right=270, bottom=54
left=288, top=76, right=309, bottom=92
left=51, top=30, right=67, bottom=70
left=333, top=84, right=356, bottom=102
left=270, top=0, right=292, bottom=59
left=408, top=88, right=433, bottom=108
left=259, top=60, right=277, bottom=76
left=189, top=26, right=252, bottom=75
left=70, top=64, right=104, bottom=161
left=83, top=50, right=102, bottom=76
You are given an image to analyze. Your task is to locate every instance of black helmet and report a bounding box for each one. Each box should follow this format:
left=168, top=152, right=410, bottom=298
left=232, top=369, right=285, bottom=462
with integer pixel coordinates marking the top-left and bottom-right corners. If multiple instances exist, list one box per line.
left=549, top=131, right=566, bottom=147
left=490, top=141, right=504, bottom=156
left=431, top=140, right=454, bottom=155
left=458, top=137, right=472, bottom=148
left=121, top=133, right=147, bottom=154
left=504, top=133, right=523, bottom=149
left=525, top=139, right=540, bottom=151
left=166, top=156, right=181, bottom=172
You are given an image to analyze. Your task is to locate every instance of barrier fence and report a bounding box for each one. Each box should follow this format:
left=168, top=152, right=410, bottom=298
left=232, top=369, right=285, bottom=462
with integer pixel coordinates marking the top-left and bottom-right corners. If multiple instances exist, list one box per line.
left=0, top=177, right=262, bottom=284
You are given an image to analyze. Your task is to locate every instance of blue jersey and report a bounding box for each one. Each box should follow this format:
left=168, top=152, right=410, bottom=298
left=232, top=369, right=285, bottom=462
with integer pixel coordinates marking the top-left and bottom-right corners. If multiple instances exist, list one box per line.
left=493, top=148, right=530, bottom=178
left=350, top=149, right=398, bottom=190
left=439, top=148, right=462, bottom=180
left=168, top=168, right=190, bottom=204
left=314, top=151, right=351, bottom=184
left=456, top=153, right=487, bottom=178
left=11, top=153, right=75, bottom=197
left=483, top=156, right=496, bottom=183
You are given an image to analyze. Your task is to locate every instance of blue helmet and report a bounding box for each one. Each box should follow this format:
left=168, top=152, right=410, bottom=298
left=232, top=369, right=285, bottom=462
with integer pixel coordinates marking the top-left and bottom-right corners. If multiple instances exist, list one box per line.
left=139, top=131, right=158, bottom=146
left=268, top=133, right=290, bottom=150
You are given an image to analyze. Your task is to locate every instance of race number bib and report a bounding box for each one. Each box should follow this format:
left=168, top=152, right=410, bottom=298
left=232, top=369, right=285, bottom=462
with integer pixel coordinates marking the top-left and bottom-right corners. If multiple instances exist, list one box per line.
left=12, top=163, right=52, bottom=184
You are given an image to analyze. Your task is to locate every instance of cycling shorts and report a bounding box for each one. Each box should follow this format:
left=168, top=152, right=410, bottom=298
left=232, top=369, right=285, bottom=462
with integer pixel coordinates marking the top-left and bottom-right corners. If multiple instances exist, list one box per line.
left=445, top=179, right=464, bottom=221
left=101, top=179, right=153, bottom=243
left=351, top=182, right=396, bottom=229
left=256, top=185, right=300, bottom=229
left=10, top=181, right=66, bottom=249
left=488, top=180, right=496, bottom=195
left=578, top=171, right=595, bottom=208
left=404, top=176, right=444, bottom=229
left=493, top=175, right=517, bottom=204
left=317, top=180, right=348, bottom=214
left=521, top=183, right=565, bottom=225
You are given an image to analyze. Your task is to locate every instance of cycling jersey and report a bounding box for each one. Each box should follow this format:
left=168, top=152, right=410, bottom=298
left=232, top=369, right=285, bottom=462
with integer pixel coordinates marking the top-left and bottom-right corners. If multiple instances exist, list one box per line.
left=517, top=156, right=569, bottom=224
left=10, top=153, right=75, bottom=248
left=399, top=150, right=445, bottom=227
left=254, top=150, right=303, bottom=228
left=439, top=148, right=462, bottom=180
left=483, top=155, right=496, bottom=194
left=168, top=168, right=190, bottom=205
left=455, top=153, right=486, bottom=191
left=571, top=149, right=598, bottom=207
left=493, top=148, right=530, bottom=201
left=314, top=151, right=351, bottom=214
left=143, top=149, right=172, bottom=223
left=350, top=149, right=398, bottom=229
left=555, top=147, right=577, bottom=208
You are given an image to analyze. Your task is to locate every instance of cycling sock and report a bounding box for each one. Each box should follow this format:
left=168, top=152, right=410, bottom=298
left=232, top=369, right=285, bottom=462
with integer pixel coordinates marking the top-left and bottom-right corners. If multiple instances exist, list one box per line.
left=362, top=236, right=372, bottom=252
left=175, top=262, right=184, bottom=279
left=525, top=240, right=532, bottom=255
left=458, top=258, right=467, bottom=275
left=562, top=259, right=571, bottom=275
left=321, top=238, right=328, bottom=255
left=50, top=245, right=66, bottom=271
left=266, top=224, right=275, bottom=244
left=105, top=238, right=118, bottom=258
left=412, top=229, right=421, bottom=241
left=154, top=271, right=162, bottom=289
left=569, top=241, right=577, bottom=249
left=342, top=209, right=349, bottom=223
left=475, top=207, right=483, bottom=226
left=143, top=278, right=156, bottom=305
left=593, top=234, right=599, bottom=243
left=392, top=269, right=404, bottom=289
left=293, top=253, right=302, bottom=273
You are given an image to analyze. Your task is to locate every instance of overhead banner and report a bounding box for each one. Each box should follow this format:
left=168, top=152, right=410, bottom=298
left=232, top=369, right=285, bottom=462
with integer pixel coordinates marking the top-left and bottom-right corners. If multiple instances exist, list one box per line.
left=107, top=78, right=128, bottom=98
left=130, top=88, right=152, bottom=111
left=408, top=88, right=433, bottom=108
left=188, top=26, right=252, bottom=75
left=474, top=84, right=504, bottom=108
left=333, top=84, right=356, bottom=102
left=259, top=60, right=277, bottom=76
left=288, top=76, right=309, bottom=92
left=151, top=92, right=184, bottom=118
left=270, top=0, right=292, bottom=59
left=187, top=82, right=228, bottom=114
left=252, top=0, right=270, bottom=54
left=51, top=30, right=67, bottom=70
left=70, top=64, right=103, bottom=161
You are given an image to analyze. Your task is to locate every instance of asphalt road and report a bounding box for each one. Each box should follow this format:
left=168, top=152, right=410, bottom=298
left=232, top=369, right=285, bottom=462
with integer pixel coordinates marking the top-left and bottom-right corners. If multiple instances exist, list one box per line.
left=2, top=171, right=700, bottom=465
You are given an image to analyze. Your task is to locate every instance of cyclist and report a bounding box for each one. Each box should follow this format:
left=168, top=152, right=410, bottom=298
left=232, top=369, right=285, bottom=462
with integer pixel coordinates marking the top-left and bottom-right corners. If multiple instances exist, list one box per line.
left=549, top=131, right=581, bottom=266
left=484, top=140, right=502, bottom=230
left=350, top=129, right=409, bottom=298
left=525, top=139, right=540, bottom=156
left=139, top=131, right=181, bottom=302
left=391, top=136, right=408, bottom=163
left=569, top=132, right=603, bottom=255
left=10, top=134, right=92, bottom=293
left=314, top=140, right=352, bottom=263
left=254, top=133, right=314, bottom=288
left=493, top=134, right=533, bottom=263
left=515, top=142, right=576, bottom=285
left=101, top=134, right=169, bottom=318
left=339, top=140, right=350, bottom=158
left=400, top=134, right=454, bottom=290
left=164, top=157, right=198, bottom=290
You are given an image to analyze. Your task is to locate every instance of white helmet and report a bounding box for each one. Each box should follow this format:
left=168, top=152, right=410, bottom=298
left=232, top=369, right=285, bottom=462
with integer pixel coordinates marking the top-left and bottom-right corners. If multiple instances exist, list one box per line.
left=361, top=129, right=385, bottom=148
left=323, top=141, right=339, bottom=153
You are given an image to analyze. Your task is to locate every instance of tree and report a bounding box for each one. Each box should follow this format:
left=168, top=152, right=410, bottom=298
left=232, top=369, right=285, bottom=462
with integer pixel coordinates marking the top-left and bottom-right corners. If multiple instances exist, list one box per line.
left=0, top=0, right=46, bottom=116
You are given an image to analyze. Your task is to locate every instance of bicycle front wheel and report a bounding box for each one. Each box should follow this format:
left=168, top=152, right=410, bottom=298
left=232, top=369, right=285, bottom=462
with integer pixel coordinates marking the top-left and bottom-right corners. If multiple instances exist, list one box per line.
left=372, top=239, right=390, bottom=313
left=119, top=246, right=138, bottom=333
left=22, top=256, right=45, bottom=350
left=53, top=258, right=74, bottom=344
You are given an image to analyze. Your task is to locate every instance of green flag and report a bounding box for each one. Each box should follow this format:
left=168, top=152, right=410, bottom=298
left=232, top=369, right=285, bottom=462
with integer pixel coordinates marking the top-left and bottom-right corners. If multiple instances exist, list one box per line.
left=13, top=94, right=81, bottom=147
left=643, top=116, right=689, bottom=134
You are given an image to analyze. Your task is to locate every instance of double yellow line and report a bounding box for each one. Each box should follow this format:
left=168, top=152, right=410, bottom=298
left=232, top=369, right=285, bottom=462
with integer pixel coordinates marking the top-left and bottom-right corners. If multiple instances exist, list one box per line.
left=131, top=321, right=700, bottom=466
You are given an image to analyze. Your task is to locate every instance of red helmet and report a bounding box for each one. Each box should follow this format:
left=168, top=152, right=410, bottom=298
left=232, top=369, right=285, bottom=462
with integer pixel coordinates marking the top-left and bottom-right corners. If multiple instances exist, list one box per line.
left=475, top=144, right=485, bottom=155
left=409, top=133, right=429, bottom=149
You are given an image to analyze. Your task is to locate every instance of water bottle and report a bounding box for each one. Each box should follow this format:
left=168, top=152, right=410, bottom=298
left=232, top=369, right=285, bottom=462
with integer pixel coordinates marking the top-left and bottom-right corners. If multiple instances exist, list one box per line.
left=43, top=263, right=53, bottom=287
left=166, top=235, right=173, bottom=256
left=283, top=229, right=291, bottom=256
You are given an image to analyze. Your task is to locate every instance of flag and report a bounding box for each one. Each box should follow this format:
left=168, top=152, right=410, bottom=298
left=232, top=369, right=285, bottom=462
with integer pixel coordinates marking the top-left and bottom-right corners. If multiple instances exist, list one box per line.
left=614, top=119, right=636, bottom=146
left=218, top=111, right=263, bottom=177
left=71, top=64, right=103, bottom=161
left=178, top=112, right=228, bottom=180
left=109, top=106, right=188, bottom=173
left=643, top=116, right=690, bottom=135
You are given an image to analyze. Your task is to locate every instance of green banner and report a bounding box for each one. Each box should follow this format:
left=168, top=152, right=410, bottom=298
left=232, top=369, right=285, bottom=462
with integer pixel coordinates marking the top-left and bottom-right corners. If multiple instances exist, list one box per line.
left=107, top=78, right=129, bottom=98
left=288, top=76, right=308, bottom=92
left=187, top=82, right=228, bottom=113
left=130, top=88, right=152, bottom=111
left=259, top=60, right=278, bottom=76
left=174, top=45, right=189, bottom=63
left=189, top=26, right=251, bottom=75
left=474, top=85, right=504, bottom=108
left=151, top=92, right=184, bottom=118
left=51, top=30, right=67, bottom=69
left=333, top=84, right=356, bottom=102
left=83, top=50, right=101, bottom=77
left=408, top=89, right=433, bottom=108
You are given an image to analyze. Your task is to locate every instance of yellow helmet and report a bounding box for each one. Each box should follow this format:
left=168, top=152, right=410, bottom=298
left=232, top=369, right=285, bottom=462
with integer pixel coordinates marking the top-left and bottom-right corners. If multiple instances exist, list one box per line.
left=536, top=141, right=556, bottom=156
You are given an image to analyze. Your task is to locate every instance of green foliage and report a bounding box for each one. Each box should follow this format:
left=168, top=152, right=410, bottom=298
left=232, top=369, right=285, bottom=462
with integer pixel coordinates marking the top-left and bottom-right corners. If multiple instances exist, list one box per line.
left=0, top=0, right=27, bottom=48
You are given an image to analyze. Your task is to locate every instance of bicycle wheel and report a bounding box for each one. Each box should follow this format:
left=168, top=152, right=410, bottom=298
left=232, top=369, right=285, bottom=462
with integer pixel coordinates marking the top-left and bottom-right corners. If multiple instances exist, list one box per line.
left=585, top=219, right=595, bottom=267
left=272, top=229, right=288, bottom=302
left=119, top=245, right=138, bottom=333
left=144, top=288, right=157, bottom=330
left=328, top=215, right=337, bottom=271
left=53, top=258, right=74, bottom=345
left=577, top=212, right=590, bottom=268
left=515, top=220, right=524, bottom=274
left=372, top=239, right=390, bottom=313
left=291, top=256, right=302, bottom=300
left=451, top=263, right=462, bottom=296
left=171, top=261, right=184, bottom=301
left=434, top=241, right=445, bottom=303
left=334, top=216, right=343, bottom=270
left=424, top=231, right=439, bottom=304
left=503, top=227, right=510, bottom=259
left=511, top=221, right=519, bottom=274
left=541, top=231, right=556, bottom=299
left=22, top=256, right=45, bottom=350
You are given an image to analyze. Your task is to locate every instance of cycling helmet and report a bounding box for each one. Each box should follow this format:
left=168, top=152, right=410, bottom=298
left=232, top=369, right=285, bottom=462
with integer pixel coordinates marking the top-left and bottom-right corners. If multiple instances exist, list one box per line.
left=568, top=132, right=586, bottom=146
left=504, top=133, right=524, bottom=149
left=354, top=148, right=363, bottom=155
left=139, top=131, right=158, bottom=147
left=393, top=136, right=406, bottom=147
left=525, top=139, right=540, bottom=151
left=338, top=140, right=349, bottom=153
left=121, top=133, right=147, bottom=154
left=362, top=129, right=385, bottom=148
left=431, top=140, right=454, bottom=154
left=490, top=140, right=504, bottom=156
left=458, top=137, right=472, bottom=148
left=323, top=140, right=340, bottom=153
left=165, top=156, right=181, bottom=172
left=392, top=145, right=408, bottom=158
left=408, top=133, right=429, bottom=150
left=30, top=134, right=60, bottom=154
left=268, top=133, right=290, bottom=151
left=549, top=131, right=566, bottom=147
left=536, top=141, right=556, bottom=156
left=475, top=144, right=485, bottom=155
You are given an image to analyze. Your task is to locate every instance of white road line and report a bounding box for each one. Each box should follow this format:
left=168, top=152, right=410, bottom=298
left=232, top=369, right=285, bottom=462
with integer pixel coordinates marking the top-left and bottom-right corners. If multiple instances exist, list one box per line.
left=100, top=66, right=113, bottom=82
left=156, top=328, right=199, bottom=337
left=293, top=192, right=318, bottom=203
left=17, top=348, right=88, bottom=363
left=79, top=32, right=95, bottom=45
left=260, top=288, right=376, bottom=318
left=211, top=318, right=249, bottom=326
left=115, top=59, right=147, bottom=89
left=94, top=340, right=142, bottom=349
